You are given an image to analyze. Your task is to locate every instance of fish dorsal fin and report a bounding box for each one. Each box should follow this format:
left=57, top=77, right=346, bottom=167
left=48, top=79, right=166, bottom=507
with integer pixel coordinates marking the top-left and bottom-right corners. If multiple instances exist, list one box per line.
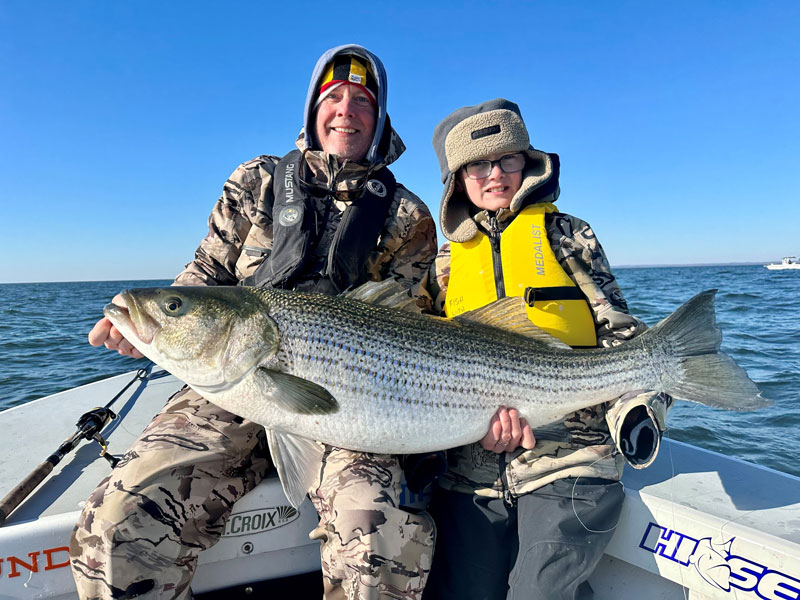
left=454, top=297, right=572, bottom=350
left=259, top=369, right=339, bottom=414
left=343, top=279, right=421, bottom=313
left=266, top=429, right=324, bottom=508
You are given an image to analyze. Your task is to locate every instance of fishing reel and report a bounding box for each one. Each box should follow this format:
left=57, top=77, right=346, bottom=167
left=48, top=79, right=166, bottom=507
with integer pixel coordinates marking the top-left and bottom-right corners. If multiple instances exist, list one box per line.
left=74, top=407, right=121, bottom=468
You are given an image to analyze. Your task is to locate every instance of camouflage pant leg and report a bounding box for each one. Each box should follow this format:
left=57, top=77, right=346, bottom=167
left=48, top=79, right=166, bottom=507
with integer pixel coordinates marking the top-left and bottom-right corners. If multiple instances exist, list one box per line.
left=69, top=386, right=270, bottom=600
left=309, top=448, right=435, bottom=600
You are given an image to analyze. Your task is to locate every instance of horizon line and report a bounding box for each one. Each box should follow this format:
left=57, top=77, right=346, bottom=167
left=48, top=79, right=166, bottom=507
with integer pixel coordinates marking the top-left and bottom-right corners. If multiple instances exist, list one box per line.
left=0, top=261, right=784, bottom=285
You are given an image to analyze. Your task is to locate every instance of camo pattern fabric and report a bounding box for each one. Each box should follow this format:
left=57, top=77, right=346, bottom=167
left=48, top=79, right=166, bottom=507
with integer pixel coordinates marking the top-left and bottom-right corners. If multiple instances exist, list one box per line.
left=425, top=208, right=671, bottom=499
left=308, top=447, right=435, bottom=600
left=69, top=386, right=270, bottom=600
left=72, top=128, right=438, bottom=599
left=174, top=130, right=437, bottom=302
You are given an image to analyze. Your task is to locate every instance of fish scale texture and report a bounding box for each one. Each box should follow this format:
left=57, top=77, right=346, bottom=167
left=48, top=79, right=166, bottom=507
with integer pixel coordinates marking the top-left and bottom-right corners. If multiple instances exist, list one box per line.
left=204, top=288, right=675, bottom=453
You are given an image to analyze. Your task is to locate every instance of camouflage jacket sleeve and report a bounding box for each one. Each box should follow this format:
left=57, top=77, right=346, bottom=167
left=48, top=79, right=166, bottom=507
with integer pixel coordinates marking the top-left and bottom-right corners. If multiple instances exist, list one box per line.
left=365, top=184, right=438, bottom=307
left=173, top=156, right=279, bottom=286
left=424, top=242, right=452, bottom=315
left=549, top=213, right=672, bottom=468
left=548, top=213, right=647, bottom=347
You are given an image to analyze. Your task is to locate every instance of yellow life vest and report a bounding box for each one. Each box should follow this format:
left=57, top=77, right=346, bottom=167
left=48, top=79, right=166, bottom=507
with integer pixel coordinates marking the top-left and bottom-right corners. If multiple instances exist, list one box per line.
left=445, top=203, right=598, bottom=347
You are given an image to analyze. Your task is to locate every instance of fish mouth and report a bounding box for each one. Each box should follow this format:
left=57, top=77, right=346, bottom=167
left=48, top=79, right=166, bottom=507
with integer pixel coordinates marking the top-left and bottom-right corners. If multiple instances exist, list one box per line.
left=103, top=291, right=160, bottom=345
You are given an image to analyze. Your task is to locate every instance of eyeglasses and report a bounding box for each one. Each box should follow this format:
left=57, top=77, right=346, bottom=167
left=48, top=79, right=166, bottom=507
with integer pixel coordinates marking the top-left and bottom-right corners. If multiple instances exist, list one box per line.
left=464, top=153, right=525, bottom=180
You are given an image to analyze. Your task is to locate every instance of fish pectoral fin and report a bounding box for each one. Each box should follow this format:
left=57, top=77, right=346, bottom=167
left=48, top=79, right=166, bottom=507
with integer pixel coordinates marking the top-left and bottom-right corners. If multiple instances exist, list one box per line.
left=259, top=369, right=339, bottom=414
left=454, top=298, right=572, bottom=349
left=266, top=430, right=324, bottom=509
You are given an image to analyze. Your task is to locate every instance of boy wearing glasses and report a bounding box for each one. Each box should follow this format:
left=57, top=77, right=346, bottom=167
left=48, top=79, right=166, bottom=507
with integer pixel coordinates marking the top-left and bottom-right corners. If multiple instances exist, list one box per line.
left=422, top=99, right=672, bottom=599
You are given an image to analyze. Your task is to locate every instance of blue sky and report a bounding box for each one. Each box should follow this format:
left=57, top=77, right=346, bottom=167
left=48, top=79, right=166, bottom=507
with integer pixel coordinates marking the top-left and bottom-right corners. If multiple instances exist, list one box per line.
left=2, top=1, right=798, bottom=283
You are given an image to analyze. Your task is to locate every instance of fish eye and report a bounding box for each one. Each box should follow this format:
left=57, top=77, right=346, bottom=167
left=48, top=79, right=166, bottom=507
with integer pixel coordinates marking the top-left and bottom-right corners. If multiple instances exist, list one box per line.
left=163, top=296, right=183, bottom=315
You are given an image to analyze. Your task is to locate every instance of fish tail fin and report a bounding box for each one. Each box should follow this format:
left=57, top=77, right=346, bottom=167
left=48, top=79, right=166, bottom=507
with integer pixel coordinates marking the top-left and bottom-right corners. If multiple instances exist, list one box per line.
left=647, top=289, right=769, bottom=411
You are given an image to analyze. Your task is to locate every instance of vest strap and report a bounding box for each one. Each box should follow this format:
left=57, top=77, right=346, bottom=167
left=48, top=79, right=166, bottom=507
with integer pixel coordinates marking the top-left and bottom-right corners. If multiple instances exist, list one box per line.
left=244, top=150, right=396, bottom=293
left=524, top=286, right=585, bottom=305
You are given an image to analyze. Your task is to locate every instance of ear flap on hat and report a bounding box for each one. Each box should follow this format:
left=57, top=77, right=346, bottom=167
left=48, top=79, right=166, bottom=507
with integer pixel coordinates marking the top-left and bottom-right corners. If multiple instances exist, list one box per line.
left=535, top=153, right=560, bottom=200
left=439, top=173, right=478, bottom=243
left=509, top=150, right=556, bottom=213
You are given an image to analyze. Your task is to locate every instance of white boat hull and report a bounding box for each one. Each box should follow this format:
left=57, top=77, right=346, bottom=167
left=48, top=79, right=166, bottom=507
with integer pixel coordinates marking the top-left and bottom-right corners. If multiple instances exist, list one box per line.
left=1, top=370, right=798, bottom=599
left=765, top=256, right=800, bottom=270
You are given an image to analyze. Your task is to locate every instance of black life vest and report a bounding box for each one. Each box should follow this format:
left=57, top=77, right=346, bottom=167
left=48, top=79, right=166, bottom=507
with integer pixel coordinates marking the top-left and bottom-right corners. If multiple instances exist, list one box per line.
left=243, top=150, right=396, bottom=294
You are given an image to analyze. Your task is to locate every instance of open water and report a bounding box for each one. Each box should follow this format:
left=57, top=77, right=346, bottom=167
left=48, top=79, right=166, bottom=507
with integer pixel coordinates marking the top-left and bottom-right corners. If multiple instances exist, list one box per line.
left=0, top=265, right=798, bottom=476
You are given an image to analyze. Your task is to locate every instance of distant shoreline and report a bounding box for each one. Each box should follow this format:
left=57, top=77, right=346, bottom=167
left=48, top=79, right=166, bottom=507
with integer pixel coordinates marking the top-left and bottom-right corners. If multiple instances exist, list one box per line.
left=614, top=261, right=769, bottom=269
left=0, top=262, right=781, bottom=285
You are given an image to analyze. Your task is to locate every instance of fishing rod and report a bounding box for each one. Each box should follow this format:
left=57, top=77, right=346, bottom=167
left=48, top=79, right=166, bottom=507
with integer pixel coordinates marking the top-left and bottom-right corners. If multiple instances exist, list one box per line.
left=0, top=364, right=154, bottom=527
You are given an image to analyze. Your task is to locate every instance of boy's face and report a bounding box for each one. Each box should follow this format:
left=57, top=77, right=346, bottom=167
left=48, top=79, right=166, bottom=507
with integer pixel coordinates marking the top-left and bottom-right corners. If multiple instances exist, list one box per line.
left=459, top=152, right=523, bottom=211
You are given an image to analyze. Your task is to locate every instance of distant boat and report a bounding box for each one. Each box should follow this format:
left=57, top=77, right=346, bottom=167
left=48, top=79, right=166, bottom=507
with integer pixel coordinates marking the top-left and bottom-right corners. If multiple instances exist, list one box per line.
left=765, top=256, right=800, bottom=270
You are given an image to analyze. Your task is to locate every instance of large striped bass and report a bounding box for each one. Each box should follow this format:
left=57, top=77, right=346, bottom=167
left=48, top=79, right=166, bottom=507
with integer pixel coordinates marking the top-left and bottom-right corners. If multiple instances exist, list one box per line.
left=104, top=281, right=767, bottom=506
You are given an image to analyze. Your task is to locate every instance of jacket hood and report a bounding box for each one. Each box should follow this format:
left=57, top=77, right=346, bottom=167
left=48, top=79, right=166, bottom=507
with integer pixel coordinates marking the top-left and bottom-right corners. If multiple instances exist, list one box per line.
left=432, top=98, right=560, bottom=243
left=302, top=44, right=393, bottom=168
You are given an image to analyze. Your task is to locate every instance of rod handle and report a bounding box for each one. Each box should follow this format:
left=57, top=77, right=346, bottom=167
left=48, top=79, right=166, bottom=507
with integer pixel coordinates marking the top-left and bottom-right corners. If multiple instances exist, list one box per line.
left=0, top=460, right=55, bottom=527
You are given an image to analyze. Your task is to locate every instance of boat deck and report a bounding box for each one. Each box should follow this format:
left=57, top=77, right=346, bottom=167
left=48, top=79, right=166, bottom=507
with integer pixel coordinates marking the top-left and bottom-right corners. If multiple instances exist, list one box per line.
left=1, top=369, right=799, bottom=599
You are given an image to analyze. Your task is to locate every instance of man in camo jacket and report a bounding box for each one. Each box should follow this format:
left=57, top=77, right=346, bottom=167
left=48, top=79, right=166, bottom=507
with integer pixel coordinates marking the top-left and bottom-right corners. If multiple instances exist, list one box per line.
left=76, top=45, right=438, bottom=600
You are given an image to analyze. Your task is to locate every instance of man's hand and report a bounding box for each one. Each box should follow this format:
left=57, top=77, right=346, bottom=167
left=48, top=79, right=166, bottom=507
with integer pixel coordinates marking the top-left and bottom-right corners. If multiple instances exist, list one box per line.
left=88, top=294, right=144, bottom=359
left=480, top=406, right=536, bottom=454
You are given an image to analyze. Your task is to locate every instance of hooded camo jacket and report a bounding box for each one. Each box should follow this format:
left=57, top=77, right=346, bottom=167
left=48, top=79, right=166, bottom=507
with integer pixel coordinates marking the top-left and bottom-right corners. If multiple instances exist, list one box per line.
left=173, top=131, right=437, bottom=302
left=425, top=206, right=672, bottom=499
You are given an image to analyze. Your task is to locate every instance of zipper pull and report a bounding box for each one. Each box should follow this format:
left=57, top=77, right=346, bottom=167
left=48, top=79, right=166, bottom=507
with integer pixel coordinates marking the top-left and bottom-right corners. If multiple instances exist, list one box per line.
left=498, top=451, right=516, bottom=507
left=487, top=214, right=501, bottom=253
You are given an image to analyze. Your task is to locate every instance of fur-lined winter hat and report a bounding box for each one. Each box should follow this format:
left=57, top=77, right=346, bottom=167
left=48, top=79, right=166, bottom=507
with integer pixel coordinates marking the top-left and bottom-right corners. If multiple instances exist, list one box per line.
left=432, top=98, right=558, bottom=242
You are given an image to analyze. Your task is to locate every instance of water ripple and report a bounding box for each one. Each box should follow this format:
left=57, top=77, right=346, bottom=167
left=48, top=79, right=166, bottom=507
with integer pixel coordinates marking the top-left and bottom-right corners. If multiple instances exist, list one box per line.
left=2, top=268, right=800, bottom=476
left=617, top=265, right=800, bottom=476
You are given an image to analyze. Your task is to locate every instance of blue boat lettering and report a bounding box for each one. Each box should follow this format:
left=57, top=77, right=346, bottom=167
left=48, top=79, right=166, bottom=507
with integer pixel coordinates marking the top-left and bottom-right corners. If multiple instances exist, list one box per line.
left=640, top=522, right=800, bottom=599
left=640, top=521, right=698, bottom=566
